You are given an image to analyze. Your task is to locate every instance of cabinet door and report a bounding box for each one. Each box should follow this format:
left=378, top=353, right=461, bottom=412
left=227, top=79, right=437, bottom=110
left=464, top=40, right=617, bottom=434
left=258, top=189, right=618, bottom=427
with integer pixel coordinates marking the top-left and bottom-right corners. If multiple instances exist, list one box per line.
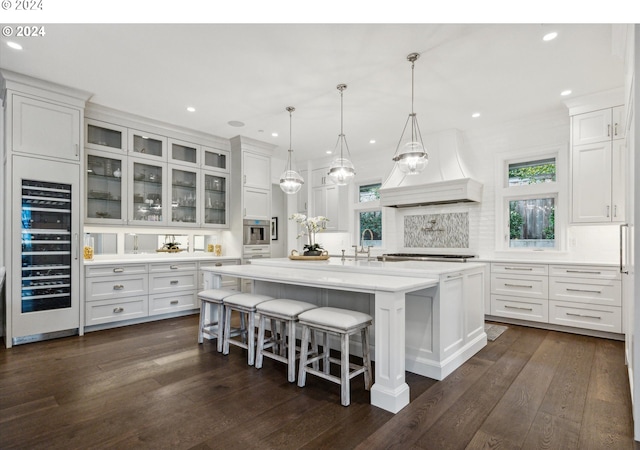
left=128, top=129, right=167, bottom=161
left=243, top=151, right=271, bottom=190
left=202, top=146, right=229, bottom=173
left=12, top=94, right=80, bottom=161
left=611, top=139, right=626, bottom=222
left=169, top=138, right=199, bottom=167
left=612, top=105, right=625, bottom=140
left=244, top=187, right=270, bottom=219
left=571, top=142, right=612, bottom=222
left=128, top=159, right=167, bottom=225
left=296, top=169, right=308, bottom=213
left=202, top=172, right=228, bottom=227
left=311, top=167, right=328, bottom=187
left=169, top=166, right=199, bottom=226
left=86, top=150, right=126, bottom=224
left=86, top=119, right=127, bottom=153
left=312, top=186, right=326, bottom=219
left=572, top=109, right=611, bottom=146
left=324, top=185, right=341, bottom=230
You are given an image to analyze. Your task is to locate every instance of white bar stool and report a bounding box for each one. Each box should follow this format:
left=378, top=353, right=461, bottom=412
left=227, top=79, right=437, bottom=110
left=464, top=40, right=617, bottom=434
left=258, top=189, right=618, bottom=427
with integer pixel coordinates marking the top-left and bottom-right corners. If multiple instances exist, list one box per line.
left=197, top=289, right=240, bottom=352
left=297, top=307, right=373, bottom=407
left=223, top=293, right=274, bottom=365
left=255, top=299, right=318, bottom=382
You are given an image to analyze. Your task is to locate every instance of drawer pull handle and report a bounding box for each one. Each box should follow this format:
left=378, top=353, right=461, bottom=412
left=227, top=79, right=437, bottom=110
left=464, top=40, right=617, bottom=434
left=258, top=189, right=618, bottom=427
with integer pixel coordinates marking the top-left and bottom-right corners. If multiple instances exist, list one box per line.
left=170, top=280, right=179, bottom=285
left=566, top=312, right=602, bottom=320
left=113, top=268, right=124, bottom=273
left=170, top=300, right=179, bottom=305
left=504, top=283, right=533, bottom=288
left=215, top=263, right=222, bottom=267
left=113, top=284, right=124, bottom=290
left=504, top=305, right=533, bottom=311
left=505, top=267, right=533, bottom=271
left=566, top=270, right=602, bottom=275
left=566, top=288, right=602, bottom=294
left=447, top=273, right=463, bottom=279
left=170, top=265, right=179, bottom=270
left=113, top=307, right=124, bottom=313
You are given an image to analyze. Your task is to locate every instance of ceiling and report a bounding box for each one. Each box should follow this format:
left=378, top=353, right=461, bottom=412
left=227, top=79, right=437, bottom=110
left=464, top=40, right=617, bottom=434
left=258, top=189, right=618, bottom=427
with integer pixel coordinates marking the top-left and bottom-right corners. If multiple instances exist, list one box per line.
left=0, top=23, right=625, bottom=162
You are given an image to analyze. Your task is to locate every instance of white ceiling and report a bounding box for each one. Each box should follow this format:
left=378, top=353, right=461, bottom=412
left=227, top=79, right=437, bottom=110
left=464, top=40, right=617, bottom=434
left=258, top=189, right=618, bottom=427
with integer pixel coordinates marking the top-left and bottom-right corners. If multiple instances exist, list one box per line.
left=0, top=23, right=625, bottom=162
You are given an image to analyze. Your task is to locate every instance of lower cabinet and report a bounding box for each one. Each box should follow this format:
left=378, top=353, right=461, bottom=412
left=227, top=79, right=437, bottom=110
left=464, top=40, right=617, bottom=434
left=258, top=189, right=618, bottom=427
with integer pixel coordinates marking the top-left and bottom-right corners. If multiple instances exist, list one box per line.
left=84, top=258, right=240, bottom=329
left=490, top=262, right=622, bottom=334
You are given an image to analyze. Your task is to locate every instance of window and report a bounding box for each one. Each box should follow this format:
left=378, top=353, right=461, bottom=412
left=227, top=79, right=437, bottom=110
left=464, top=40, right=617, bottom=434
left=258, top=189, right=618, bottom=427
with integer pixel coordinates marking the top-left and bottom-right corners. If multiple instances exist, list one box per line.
left=355, top=182, right=383, bottom=248
left=496, top=149, right=564, bottom=251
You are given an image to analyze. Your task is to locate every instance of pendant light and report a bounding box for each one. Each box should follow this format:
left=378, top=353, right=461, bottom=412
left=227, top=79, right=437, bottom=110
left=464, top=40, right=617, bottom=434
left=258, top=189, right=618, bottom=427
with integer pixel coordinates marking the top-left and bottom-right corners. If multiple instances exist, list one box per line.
left=279, top=106, right=304, bottom=194
left=392, top=52, right=428, bottom=175
left=327, top=83, right=355, bottom=186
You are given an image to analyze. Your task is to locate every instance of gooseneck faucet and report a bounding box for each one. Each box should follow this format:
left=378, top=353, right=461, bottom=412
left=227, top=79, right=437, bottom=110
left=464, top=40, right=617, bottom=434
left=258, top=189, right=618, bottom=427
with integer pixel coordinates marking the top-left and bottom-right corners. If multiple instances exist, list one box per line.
left=353, top=228, right=374, bottom=261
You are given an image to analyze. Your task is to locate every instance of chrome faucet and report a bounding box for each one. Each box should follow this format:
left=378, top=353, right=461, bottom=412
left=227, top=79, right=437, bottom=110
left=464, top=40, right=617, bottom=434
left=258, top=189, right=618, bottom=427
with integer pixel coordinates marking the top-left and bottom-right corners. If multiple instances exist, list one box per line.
left=353, top=228, right=374, bottom=260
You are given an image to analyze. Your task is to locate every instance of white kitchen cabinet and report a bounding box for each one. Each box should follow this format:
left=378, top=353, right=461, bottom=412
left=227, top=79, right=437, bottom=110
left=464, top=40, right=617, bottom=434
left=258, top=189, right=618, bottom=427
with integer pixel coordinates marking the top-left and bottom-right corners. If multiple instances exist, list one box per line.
left=169, top=165, right=199, bottom=226
left=85, top=149, right=126, bottom=224
left=86, top=119, right=127, bottom=153
left=148, top=261, right=198, bottom=315
left=570, top=105, right=626, bottom=223
left=244, top=187, right=271, bottom=220
left=128, top=157, right=168, bottom=225
left=202, top=146, right=229, bottom=173
left=169, top=138, right=199, bottom=167
left=490, top=263, right=549, bottom=323
left=202, top=171, right=229, bottom=227
left=243, top=151, right=271, bottom=190
left=571, top=106, right=624, bottom=146
left=11, top=94, right=81, bottom=161
left=310, top=167, right=348, bottom=231
left=296, top=169, right=308, bottom=213
left=128, top=128, right=167, bottom=161
left=198, top=259, right=241, bottom=290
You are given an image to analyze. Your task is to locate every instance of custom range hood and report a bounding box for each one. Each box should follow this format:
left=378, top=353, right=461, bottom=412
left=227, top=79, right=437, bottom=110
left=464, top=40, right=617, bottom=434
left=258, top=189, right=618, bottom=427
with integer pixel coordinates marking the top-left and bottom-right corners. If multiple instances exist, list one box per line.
left=379, top=129, right=483, bottom=207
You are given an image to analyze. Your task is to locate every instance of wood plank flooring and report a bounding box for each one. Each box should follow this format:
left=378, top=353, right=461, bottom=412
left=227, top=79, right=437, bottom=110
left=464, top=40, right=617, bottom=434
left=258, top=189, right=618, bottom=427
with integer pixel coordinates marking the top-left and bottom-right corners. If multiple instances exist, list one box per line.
left=0, top=315, right=635, bottom=449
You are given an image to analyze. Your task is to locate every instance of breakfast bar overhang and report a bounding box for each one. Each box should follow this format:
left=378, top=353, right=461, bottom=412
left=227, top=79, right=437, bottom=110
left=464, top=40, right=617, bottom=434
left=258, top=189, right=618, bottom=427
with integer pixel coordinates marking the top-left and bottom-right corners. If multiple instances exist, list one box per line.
left=202, top=259, right=487, bottom=413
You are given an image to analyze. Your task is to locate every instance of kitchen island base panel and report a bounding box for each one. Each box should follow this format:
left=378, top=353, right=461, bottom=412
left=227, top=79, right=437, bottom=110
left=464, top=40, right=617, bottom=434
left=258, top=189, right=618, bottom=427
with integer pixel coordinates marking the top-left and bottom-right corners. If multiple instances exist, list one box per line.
left=370, top=382, right=411, bottom=414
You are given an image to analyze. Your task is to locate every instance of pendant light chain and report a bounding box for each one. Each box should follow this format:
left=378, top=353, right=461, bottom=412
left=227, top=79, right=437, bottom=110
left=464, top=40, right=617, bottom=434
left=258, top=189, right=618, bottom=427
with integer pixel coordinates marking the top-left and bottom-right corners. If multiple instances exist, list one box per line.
left=288, top=106, right=294, bottom=171
left=279, top=106, right=304, bottom=194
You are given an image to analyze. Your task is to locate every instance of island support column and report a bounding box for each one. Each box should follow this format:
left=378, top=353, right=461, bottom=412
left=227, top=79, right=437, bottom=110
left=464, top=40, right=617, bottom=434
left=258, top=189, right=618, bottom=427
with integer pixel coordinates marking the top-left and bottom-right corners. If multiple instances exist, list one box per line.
left=370, top=290, right=410, bottom=413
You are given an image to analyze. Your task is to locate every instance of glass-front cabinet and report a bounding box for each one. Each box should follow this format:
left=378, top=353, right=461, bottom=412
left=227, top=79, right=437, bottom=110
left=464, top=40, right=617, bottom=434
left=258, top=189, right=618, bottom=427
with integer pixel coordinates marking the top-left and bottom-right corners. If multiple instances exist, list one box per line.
left=86, top=119, right=127, bottom=153
left=85, top=150, right=126, bottom=224
left=169, top=139, right=199, bottom=167
left=203, top=146, right=229, bottom=173
left=128, top=129, right=166, bottom=160
left=128, top=158, right=167, bottom=225
left=203, top=171, right=228, bottom=227
left=170, top=166, right=198, bottom=226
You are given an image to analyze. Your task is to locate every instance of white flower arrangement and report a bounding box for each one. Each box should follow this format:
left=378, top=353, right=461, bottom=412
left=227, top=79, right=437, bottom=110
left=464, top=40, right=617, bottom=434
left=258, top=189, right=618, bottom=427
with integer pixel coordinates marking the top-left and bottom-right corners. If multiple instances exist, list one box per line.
left=289, top=213, right=329, bottom=252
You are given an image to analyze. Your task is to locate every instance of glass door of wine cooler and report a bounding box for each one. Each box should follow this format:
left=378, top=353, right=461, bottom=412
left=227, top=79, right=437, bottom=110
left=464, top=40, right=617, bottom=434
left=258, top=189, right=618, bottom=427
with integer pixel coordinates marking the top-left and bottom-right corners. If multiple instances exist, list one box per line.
left=11, top=156, right=80, bottom=342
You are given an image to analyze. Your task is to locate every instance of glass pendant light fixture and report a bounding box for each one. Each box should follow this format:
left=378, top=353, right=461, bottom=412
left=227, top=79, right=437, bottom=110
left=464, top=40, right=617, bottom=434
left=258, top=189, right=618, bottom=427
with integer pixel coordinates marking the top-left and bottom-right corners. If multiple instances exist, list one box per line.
left=327, top=83, right=355, bottom=186
left=392, top=52, right=428, bottom=175
left=279, top=106, right=304, bottom=194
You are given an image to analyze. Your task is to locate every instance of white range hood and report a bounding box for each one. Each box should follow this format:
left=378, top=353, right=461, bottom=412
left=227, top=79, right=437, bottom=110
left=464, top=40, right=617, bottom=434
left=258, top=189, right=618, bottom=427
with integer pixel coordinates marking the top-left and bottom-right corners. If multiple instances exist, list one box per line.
left=379, top=129, right=483, bottom=208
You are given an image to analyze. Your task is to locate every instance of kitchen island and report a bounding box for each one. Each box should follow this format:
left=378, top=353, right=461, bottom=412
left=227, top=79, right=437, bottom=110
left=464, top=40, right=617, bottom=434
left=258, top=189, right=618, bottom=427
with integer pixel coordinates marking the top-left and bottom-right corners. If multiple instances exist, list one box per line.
left=202, top=258, right=487, bottom=414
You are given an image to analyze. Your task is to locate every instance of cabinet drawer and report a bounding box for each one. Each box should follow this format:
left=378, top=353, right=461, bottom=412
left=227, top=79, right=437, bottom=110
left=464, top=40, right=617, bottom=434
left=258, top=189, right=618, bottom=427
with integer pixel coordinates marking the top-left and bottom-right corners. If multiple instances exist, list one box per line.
left=549, top=265, right=620, bottom=280
left=86, top=275, right=148, bottom=302
left=491, top=273, right=548, bottom=299
left=149, top=291, right=197, bottom=316
left=150, top=272, right=197, bottom=293
left=85, top=264, right=147, bottom=277
left=491, top=263, right=548, bottom=276
left=149, top=262, right=198, bottom=273
left=491, top=295, right=548, bottom=323
left=549, top=278, right=621, bottom=307
left=85, top=296, right=148, bottom=326
left=549, top=300, right=621, bottom=333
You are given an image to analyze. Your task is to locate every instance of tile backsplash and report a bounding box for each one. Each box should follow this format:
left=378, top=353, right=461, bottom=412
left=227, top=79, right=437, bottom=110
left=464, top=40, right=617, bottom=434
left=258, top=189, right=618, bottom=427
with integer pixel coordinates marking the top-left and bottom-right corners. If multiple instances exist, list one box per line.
left=404, top=212, right=469, bottom=248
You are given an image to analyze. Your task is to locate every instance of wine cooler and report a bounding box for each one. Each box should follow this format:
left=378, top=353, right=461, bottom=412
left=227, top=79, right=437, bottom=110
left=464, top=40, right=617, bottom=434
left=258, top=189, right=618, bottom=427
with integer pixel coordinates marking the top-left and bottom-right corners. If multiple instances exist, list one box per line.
left=10, top=156, right=80, bottom=345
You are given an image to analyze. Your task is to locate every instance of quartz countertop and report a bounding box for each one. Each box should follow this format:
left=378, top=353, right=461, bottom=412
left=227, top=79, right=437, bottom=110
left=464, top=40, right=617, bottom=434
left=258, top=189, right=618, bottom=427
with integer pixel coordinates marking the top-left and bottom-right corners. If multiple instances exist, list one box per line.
left=84, top=253, right=242, bottom=265
left=250, top=257, right=486, bottom=277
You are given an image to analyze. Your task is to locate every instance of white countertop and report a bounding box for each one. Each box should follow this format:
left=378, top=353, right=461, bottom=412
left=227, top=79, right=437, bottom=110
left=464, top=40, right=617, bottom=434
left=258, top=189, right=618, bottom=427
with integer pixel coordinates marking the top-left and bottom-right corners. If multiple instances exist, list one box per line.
left=84, top=253, right=241, bottom=265
left=203, top=263, right=439, bottom=293
left=250, top=257, right=487, bottom=277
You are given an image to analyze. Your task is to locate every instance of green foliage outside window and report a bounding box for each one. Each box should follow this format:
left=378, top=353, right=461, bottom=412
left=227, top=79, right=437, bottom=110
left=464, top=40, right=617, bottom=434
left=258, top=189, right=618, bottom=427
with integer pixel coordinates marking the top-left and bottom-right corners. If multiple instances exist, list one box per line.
left=508, top=159, right=556, bottom=185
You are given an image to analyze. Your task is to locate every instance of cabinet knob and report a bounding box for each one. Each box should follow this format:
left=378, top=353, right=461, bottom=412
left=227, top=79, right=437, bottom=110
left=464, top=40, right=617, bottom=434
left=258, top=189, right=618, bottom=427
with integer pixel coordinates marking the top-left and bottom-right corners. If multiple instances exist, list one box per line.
left=113, top=307, right=124, bottom=313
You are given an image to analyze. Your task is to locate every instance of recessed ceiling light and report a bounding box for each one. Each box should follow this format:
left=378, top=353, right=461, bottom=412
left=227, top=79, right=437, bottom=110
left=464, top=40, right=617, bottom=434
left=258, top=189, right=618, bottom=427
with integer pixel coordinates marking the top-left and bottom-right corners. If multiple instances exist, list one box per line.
left=543, top=32, right=558, bottom=42
left=271, top=132, right=278, bottom=137
left=326, top=150, right=333, bottom=154
left=369, top=139, right=376, bottom=144
left=471, top=112, right=481, bottom=118
left=560, top=90, right=572, bottom=96
left=227, top=120, right=245, bottom=127
left=7, top=41, right=22, bottom=50
left=186, top=106, right=196, bottom=112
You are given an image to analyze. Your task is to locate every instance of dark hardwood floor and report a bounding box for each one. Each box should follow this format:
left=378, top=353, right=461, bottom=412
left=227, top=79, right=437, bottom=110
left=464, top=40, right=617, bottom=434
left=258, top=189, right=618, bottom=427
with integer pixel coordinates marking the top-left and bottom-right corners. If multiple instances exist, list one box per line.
left=0, top=315, right=635, bottom=449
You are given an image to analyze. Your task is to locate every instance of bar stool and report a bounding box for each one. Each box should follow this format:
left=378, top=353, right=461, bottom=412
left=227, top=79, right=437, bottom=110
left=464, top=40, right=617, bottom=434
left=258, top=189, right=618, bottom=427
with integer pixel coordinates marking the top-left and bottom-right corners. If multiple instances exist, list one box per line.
left=223, top=293, right=274, bottom=365
left=255, top=298, right=318, bottom=382
left=197, top=289, right=240, bottom=352
left=297, top=306, right=373, bottom=407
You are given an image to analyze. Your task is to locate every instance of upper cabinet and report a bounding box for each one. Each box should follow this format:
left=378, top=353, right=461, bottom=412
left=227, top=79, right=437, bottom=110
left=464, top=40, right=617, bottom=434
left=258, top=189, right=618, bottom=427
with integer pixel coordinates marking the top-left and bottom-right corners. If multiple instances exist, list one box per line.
left=571, top=105, right=626, bottom=223
left=86, top=149, right=126, bottom=224
left=169, top=138, right=199, bottom=167
left=86, top=119, right=127, bottom=153
left=202, top=146, right=229, bottom=173
left=128, top=129, right=167, bottom=161
left=310, top=167, right=348, bottom=231
left=243, top=151, right=271, bottom=190
left=11, top=94, right=81, bottom=162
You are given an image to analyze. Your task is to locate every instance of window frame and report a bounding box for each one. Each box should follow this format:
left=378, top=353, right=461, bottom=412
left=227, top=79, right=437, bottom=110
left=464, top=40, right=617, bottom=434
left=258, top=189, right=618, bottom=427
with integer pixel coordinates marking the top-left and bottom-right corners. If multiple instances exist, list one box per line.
left=353, top=180, right=385, bottom=250
left=495, top=145, right=567, bottom=253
